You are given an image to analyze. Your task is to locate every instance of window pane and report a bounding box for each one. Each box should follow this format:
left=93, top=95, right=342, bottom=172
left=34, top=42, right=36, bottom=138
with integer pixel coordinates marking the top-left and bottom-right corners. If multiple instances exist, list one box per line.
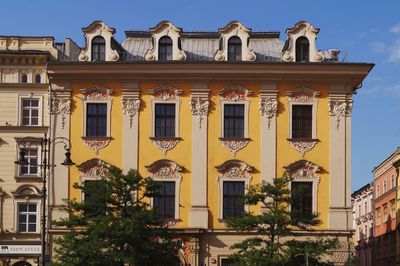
left=154, top=181, right=175, bottom=218
left=19, top=223, right=26, bottom=232
left=28, top=224, right=36, bottom=232
left=224, top=104, right=244, bottom=138
left=292, top=105, right=312, bottom=139
left=28, top=204, right=37, bottom=212
left=291, top=182, right=313, bottom=221
left=19, top=204, right=27, bottom=212
left=155, top=103, right=175, bottom=137
left=31, top=100, right=39, bottom=107
left=28, top=215, right=36, bottom=223
left=223, top=181, right=244, bottom=219
left=86, top=103, right=107, bottom=137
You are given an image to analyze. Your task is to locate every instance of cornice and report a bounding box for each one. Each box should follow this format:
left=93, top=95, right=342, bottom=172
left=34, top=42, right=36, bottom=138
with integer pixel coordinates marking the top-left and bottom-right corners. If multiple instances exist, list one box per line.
left=47, top=62, right=374, bottom=87
left=0, top=83, right=49, bottom=90
left=0, top=126, right=48, bottom=133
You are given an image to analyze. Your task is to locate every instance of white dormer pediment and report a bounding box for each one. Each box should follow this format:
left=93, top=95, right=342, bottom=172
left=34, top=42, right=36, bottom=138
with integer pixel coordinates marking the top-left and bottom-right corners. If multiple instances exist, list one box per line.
left=282, top=21, right=324, bottom=62
left=144, top=21, right=187, bottom=61
left=214, top=21, right=256, bottom=61
left=78, top=21, right=120, bottom=62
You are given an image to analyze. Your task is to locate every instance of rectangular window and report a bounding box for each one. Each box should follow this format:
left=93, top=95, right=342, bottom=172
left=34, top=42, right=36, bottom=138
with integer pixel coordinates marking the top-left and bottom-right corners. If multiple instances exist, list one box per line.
left=19, top=148, right=38, bottom=176
left=292, top=105, right=312, bottom=139
left=153, top=181, right=175, bottom=219
left=155, top=103, right=175, bottom=137
left=391, top=175, right=395, bottom=189
left=383, top=180, right=387, bottom=194
left=365, top=224, right=368, bottom=239
left=21, top=99, right=39, bottom=126
left=365, top=202, right=368, bottom=216
left=376, top=208, right=381, bottom=225
left=86, top=103, right=107, bottom=137
left=223, top=104, right=244, bottom=138
left=390, top=200, right=396, bottom=219
left=291, top=182, right=313, bottom=221
left=376, top=185, right=380, bottom=198
left=221, top=258, right=233, bottom=266
left=223, top=181, right=245, bottom=219
left=18, top=203, right=37, bottom=233
left=383, top=204, right=388, bottom=222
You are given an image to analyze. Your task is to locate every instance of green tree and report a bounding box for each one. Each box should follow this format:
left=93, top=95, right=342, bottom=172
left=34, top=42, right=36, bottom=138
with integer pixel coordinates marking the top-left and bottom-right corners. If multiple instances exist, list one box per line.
left=225, top=176, right=337, bottom=266
left=52, top=167, right=181, bottom=266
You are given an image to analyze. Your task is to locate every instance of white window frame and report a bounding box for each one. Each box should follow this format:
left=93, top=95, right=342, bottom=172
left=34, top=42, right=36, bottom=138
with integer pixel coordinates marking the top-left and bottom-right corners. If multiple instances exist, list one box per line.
left=18, top=95, right=43, bottom=126
left=16, top=202, right=39, bottom=233
left=12, top=186, right=41, bottom=234
left=149, top=85, right=182, bottom=138
left=80, top=86, right=113, bottom=138
left=286, top=87, right=319, bottom=139
left=146, top=160, right=183, bottom=221
left=18, top=147, right=40, bottom=177
left=218, top=85, right=251, bottom=139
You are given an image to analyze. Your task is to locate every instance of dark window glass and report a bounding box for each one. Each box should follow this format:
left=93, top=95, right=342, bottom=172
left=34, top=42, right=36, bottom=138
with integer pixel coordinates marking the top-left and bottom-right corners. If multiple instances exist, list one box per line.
left=221, top=258, right=233, bottom=266
left=86, top=103, right=107, bottom=137
left=21, top=99, right=40, bottom=126
left=291, top=182, right=313, bottom=222
left=35, top=74, right=41, bottom=84
left=224, top=104, right=244, bottom=138
left=92, top=36, right=106, bottom=61
left=155, top=103, right=175, bottom=137
left=296, top=37, right=310, bottom=62
left=223, top=181, right=245, bottom=219
left=18, top=203, right=37, bottom=233
left=292, top=105, right=312, bottom=139
left=20, top=149, right=38, bottom=175
left=21, top=74, right=28, bottom=83
left=228, top=36, right=242, bottom=62
left=153, top=181, right=175, bottom=218
left=158, top=36, right=173, bottom=61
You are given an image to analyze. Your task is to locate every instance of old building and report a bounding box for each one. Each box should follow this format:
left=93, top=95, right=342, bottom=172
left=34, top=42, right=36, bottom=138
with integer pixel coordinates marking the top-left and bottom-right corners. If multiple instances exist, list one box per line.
left=373, top=148, right=400, bottom=266
left=352, top=183, right=374, bottom=266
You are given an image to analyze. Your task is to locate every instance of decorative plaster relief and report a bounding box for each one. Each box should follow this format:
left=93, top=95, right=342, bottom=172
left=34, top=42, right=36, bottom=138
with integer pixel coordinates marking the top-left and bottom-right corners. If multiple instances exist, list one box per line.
left=77, top=158, right=110, bottom=179
left=216, top=159, right=253, bottom=180
left=81, top=86, right=113, bottom=101
left=146, top=159, right=183, bottom=179
left=329, top=100, right=353, bottom=130
left=144, top=21, right=187, bottom=61
left=260, top=97, right=278, bottom=129
left=151, top=138, right=180, bottom=155
left=288, top=140, right=317, bottom=157
left=284, top=160, right=321, bottom=181
left=51, top=97, right=71, bottom=129
left=214, top=21, right=256, bottom=61
left=82, top=137, right=111, bottom=155
left=189, top=97, right=209, bottom=129
left=218, top=85, right=252, bottom=101
left=121, top=97, right=140, bottom=128
left=286, top=87, right=320, bottom=103
left=219, top=139, right=249, bottom=157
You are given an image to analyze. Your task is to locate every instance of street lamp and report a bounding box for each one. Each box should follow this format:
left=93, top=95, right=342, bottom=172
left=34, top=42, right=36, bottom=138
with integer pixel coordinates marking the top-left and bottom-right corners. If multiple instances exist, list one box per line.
left=15, top=133, right=74, bottom=266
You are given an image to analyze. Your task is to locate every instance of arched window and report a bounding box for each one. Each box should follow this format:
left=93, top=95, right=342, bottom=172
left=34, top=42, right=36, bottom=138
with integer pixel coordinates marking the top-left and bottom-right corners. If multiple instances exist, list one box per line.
left=21, top=74, right=28, bottom=83
left=35, top=74, right=41, bottom=83
left=91, top=36, right=106, bottom=61
left=158, top=36, right=173, bottom=61
left=228, top=37, right=242, bottom=62
left=296, top=37, right=310, bottom=62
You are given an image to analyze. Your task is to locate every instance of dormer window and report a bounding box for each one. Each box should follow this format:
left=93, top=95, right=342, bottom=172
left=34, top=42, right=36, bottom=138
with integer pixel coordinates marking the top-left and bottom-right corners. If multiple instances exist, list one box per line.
left=158, top=36, right=173, bottom=61
left=35, top=74, right=41, bottom=84
left=92, top=36, right=106, bottom=61
left=228, top=37, right=242, bottom=62
left=296, top=37, right=309, bottom=62
left=21, top=74, right=28, bottom=83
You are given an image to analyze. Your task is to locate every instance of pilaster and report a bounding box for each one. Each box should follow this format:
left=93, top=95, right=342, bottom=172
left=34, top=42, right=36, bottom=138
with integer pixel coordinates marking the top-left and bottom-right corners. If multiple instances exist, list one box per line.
left=122, top=82, right=140, bottom=171
left=189, top=83, right=209, bottom=229
left=328, top=84, right=353, bottom=230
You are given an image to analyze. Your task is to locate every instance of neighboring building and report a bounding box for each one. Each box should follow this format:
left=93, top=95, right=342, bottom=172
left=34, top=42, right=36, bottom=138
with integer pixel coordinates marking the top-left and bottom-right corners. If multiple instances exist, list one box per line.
left=352, top=183, right=374, bottom=266
left=373, top=148, right=400, bottom=266
left=46, top=20, right=373, bottom=266
left=0, top=36, right=57, bottom=265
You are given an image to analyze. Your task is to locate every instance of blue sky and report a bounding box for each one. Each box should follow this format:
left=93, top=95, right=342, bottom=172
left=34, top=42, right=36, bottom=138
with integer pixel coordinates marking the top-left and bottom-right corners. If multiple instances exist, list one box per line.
left=3, top=0, right=399, bottom=191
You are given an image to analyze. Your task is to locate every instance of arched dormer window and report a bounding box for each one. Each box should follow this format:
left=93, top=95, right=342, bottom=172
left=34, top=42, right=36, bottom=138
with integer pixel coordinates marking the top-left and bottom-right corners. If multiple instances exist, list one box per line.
left=35, top=74, right=41, bottom=84
left=158, top=36, right=173, bottom=61
left=21, top=74, right=28, bottom=83
left=91, top=36, right=106, bottom=61
left=228, top=37, right=242, bottom=62
left=296, top=37, right=310, bottom=62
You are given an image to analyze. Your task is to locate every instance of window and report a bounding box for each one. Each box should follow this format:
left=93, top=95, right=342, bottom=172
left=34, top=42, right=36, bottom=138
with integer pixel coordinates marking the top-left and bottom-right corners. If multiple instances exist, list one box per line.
left=391, top=175, right=395, bottom=189
left=21, top=99, right=40, bottom=126
left=228, top=36, right=242, bottom=62
left=376, top=184, right=380, bottom=198
left=223, top=104, right=244, bottom=138
left=292, top=105, right=312, bottom=139
left=296, top=36, right=309, bottom=62
left=291, top=182, right=313, bottom=222
left=390, top=200, right=396, bottom=219
left=365, top=225, right=368, bottom=239
left=376, top=208, right=381, bottom=225
left=82, top=180, right=107, bottom=217
left=383, top=204, right=388, bottom=222
left=92, top=36, right=106, bottom=61
left=86, top=103, right=107, bottom=137
left=221, top=258, right=233, bottom=266
left=153, top=181, right=176, bottom=219
left=383, top=180, right=387, bottom=194
left=21, top=74, right=28, bottom=83
left=358, top=204, right=361, bottom=217
left=365, top=201, right=368, bottom=215
left=158, top=36, right=173, bottom=61
left=19, top=148, right=38, bottom=176
left=223, top=181, right=245, bottom=219
left=155, top=103, right=175, bottom=137
left=35, top=74, right=41, bottom=84
left=359, top=228, right=362, bottom=241
left=18, top=203, right=37, bottom=233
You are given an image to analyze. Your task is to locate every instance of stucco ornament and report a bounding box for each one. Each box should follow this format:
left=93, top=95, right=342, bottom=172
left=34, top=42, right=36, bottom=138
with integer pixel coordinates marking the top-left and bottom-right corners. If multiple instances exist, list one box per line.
left=288, top=140, right=317, bottom=158
left=216, top=160, right=253, bottom=180
left=286, top=87, right=319, bottom=103
left=220, top=139, right=249, bottom=157
left=189, top=97, right=209, bottom=128
left=329, top=100, right=353, bottom=130
left=81, top=86, right=113, bottom=101
left=151, top=138, right=180, bottom=155
left=285, top=160, right=321, bottom=181
left=214, top=21, right=256, bottom=61
left=77, top=158, right=110, bottom=179
left=146, top=159, right=183, bottom=179
left=218, top=85, right=251, bottom=101
left=51, top=97, right=71, bottom=129
left=82, top=138, right=111, bottom=155
left=150, top=85, right=182, bottom=101
left=260, top=97, right=278, bottom=129
left=121, top=97, right=140, bottom=128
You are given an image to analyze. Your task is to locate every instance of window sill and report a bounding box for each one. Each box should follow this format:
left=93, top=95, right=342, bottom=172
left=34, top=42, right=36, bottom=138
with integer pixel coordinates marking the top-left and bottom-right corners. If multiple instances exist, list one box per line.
left=149, top=137, right=182, bottom=141
left=287, top=138, right=319, bottom=142
left=219, top=137, right=251, bottom=141
left=15, top=175, right=43, bottom=182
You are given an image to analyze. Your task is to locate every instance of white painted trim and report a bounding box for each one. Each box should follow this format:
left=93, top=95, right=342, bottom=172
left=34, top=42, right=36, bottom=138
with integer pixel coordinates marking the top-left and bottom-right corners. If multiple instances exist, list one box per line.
left=288, top=178, right=319, bottom=214
left=18, top=94, right=43, bottom=126
left=13, top=198, right=41, bottom=234
left=150, top=176, right=182, bottom=220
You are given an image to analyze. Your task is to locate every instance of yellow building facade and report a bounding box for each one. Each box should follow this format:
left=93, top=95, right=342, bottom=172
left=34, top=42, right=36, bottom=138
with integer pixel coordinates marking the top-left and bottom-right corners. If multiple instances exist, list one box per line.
left=44, top=21, right=373, bottom=265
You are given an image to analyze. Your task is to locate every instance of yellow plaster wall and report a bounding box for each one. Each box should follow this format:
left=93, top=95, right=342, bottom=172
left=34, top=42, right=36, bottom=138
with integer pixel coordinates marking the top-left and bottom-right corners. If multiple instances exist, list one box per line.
left=276, top=83, right=330, bottom=230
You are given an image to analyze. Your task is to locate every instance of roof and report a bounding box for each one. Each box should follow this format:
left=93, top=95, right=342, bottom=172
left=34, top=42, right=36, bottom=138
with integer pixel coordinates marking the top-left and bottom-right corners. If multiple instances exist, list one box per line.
left=351, top=183, right=373, bottom=198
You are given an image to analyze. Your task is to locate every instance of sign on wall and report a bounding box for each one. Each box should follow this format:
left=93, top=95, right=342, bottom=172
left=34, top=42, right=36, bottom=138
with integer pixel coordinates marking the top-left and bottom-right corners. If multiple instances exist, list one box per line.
left=0, top=245, right=41, bottom=255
